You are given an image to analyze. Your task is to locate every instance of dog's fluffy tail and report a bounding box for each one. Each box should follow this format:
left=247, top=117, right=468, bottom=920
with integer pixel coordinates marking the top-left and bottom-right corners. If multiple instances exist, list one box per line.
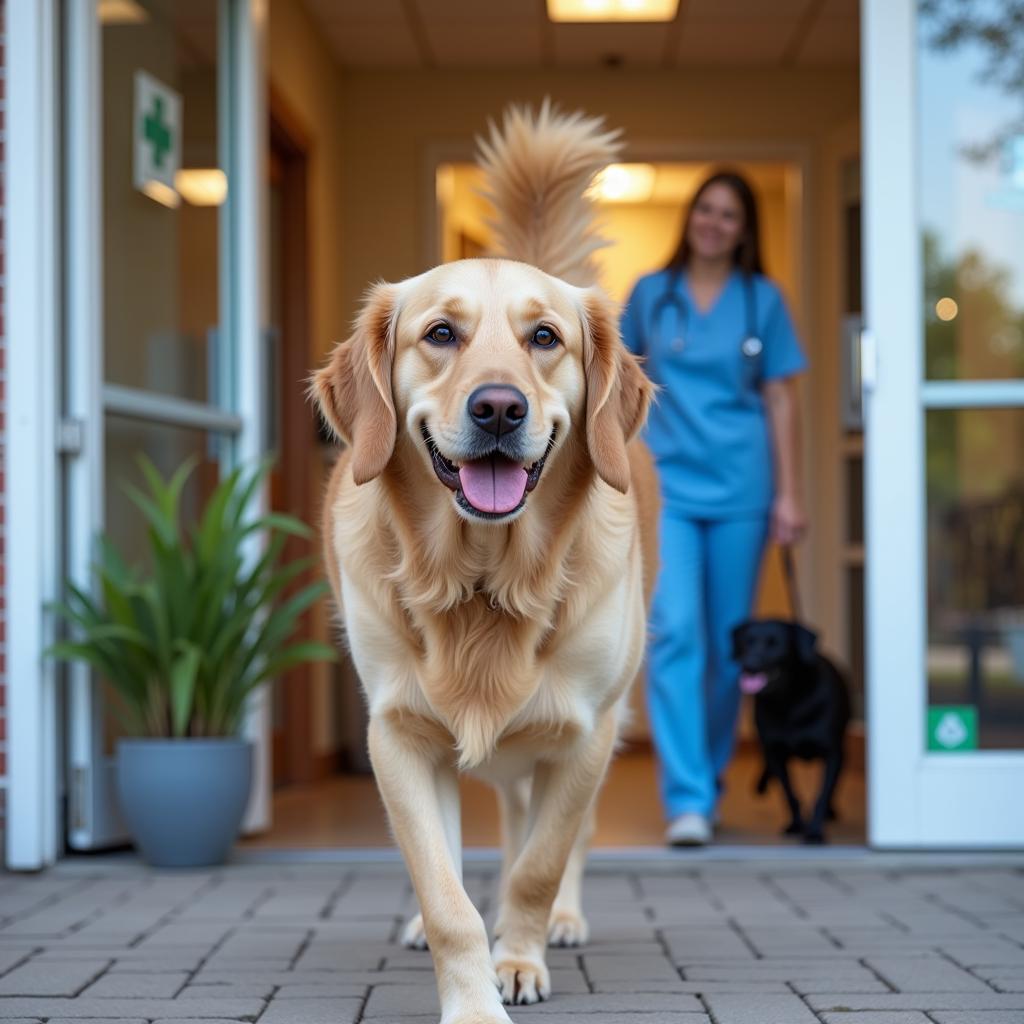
left=476, top=99, right=622, bottom=287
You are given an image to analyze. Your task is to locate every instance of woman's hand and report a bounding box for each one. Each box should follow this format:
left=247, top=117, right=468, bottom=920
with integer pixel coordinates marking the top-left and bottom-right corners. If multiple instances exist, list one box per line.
left=772, top=493, right=807, bottom=546
left=763, top=377, right=806, bottom=547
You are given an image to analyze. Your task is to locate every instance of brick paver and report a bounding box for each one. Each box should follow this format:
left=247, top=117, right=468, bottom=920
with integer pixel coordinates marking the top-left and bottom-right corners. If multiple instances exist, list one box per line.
left=1, top=854, right=1022, bottom=1022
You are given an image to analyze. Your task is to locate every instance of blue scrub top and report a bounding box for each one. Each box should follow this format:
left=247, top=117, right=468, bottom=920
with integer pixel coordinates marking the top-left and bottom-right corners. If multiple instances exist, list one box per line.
left=620, top=268, right=807, bottom=519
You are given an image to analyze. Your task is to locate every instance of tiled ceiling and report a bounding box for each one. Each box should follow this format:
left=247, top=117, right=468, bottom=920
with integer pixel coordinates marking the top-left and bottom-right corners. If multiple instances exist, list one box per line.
left=301, top=0, right=859, bottom=70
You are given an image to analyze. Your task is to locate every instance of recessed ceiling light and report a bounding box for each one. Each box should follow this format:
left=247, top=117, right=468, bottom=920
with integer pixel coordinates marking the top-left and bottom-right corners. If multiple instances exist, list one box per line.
left=547, top=0, right=679, bottom=23
left=98, top=0, right=150, bottom=25
left=592, top=164, right=656, bottom=203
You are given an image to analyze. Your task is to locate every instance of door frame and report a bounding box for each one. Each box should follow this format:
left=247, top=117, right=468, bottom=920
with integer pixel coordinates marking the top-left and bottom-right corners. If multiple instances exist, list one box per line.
left=6, top=0, right=270, bottom=865
left=863, top=0, right=1024, bottom=848
left=227, top=0, right=272, bottom=835
left=268, top=90, right=317, bottom=787
left=6, top=0, right=62, bottom=871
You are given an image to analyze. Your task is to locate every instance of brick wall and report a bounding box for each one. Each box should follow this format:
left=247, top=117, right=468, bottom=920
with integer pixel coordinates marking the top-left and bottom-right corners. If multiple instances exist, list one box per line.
left=0, top=0, right=7, bottom=856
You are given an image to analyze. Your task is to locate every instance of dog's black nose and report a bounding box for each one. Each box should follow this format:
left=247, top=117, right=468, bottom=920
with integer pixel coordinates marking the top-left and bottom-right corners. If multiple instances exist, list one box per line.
left=467, top=385, right=528, bottom=438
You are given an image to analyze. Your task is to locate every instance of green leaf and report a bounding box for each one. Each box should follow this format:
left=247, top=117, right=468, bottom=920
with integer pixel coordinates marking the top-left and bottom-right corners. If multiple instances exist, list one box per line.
left=169, top=642, right=202, bottom=738
left=196, top=465, right=245, bottom=563
left=227, top=460, right=273, bottom=529
left=122, top=483, right=178, bottom=548
left=138, top=580, right=173, bottom=675
left=236, top=580, right=331, bottom=684
left=138, top=454, right=197, bottom=528
left=244, top=512, right=313, bottom=540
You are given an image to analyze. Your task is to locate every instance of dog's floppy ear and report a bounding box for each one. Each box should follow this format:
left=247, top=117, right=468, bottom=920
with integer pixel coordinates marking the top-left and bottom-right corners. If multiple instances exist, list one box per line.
left=312, top=283, right=398, bottom=485
left=792, top=623, right=818, bottom=664
left=581, top=288, right=654, bottom=493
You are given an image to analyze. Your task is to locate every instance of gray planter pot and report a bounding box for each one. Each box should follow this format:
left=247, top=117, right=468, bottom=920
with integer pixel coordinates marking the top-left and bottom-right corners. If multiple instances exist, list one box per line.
left=116, top=738, right=252, bottom=868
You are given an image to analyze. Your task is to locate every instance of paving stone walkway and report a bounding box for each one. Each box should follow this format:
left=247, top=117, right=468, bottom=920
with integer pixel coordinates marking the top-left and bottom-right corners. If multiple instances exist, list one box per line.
left=1, top=853, right=1023, bottom=1023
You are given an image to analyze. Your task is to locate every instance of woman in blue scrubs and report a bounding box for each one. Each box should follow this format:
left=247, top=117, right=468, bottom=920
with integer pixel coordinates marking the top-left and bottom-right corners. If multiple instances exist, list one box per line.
left=621, top=170, right=807, bottom=846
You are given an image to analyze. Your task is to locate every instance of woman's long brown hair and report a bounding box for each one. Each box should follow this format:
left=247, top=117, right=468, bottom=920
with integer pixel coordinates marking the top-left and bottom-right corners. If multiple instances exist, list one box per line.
left=664, top=170, right=764, bottom=275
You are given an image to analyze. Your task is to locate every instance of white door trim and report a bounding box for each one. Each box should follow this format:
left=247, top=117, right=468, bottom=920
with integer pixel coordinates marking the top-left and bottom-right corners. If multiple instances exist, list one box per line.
left=103, top=384, right=246, bottom=434
left=863, top=0, right=925, bottom=848
left=229, top=0, right=271, bottom=833
left=64, top=0, right=118, bottom=853
left=6, top=0, right=62, bottom=870
left=920, top=380, right=1024, bottom=409
left=862, top=0, right=1024, bottom=849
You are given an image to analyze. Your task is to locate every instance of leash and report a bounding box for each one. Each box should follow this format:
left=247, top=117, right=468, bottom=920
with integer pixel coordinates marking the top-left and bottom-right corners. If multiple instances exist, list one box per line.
left=780, top=545, right=803, bottom=622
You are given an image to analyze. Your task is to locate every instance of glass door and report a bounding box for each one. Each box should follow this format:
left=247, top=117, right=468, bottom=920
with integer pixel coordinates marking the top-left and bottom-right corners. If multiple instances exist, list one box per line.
left=864, top=0, right=1024, bottom=846
left=63, top=0, right=267, bottom=849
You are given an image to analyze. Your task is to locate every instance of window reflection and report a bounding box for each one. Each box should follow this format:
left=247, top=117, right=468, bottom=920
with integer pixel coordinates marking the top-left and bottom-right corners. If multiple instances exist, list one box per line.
left=926, top=409, right=1024, bottom=750
left=102, top=0, right=223, bottom=402
left=919, top=0, right=1024, bottom=382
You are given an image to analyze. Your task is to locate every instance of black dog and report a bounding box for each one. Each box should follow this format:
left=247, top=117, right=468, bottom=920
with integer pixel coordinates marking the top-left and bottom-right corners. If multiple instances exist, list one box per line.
left=731, top=619, right=851, bottom=844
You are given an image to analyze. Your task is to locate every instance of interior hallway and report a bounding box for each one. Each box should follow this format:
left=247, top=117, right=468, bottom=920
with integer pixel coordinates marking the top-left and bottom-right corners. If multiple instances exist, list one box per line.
left=242, top=743, right=866, bottom=849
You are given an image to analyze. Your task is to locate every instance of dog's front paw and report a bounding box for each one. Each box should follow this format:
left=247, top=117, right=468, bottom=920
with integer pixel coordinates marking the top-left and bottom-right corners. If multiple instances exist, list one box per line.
left=548, top=906, right=589, bottom=947
left=442, top=1012, right=513, bottom=1024
left=493, top=946, right=551, bottom=1005
left=440, top=976, right=514, bottom=1024
left=400, top=912, right=428, bottom=950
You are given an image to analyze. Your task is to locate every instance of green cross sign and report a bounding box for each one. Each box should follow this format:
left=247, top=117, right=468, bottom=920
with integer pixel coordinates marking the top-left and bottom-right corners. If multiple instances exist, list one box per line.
left=134, top=72, right=181, bottom=200
left=927, top=706, right=978, bottom=752
left=143, top=95, right=173, bottom=169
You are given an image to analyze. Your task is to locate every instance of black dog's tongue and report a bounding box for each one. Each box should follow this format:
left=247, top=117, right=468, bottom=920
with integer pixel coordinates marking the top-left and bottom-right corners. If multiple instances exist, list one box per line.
left=740, top=672, right=768, bottom=695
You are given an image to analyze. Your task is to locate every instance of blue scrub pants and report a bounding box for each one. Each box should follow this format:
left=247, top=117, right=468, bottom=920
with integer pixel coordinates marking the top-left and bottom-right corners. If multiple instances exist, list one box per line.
left=647, top=511, right=769, bottom=819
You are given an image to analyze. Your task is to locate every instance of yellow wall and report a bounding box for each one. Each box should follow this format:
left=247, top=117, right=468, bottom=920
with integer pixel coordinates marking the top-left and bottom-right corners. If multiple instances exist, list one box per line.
left=269, top=0, right=351, bottom=361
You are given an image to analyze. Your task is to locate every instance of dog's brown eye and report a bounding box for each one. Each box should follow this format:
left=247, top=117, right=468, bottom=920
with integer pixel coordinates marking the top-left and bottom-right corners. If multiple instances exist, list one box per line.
left=531, top=326, right=559, bottom=349
left=425, top=323, right=456, bottom=346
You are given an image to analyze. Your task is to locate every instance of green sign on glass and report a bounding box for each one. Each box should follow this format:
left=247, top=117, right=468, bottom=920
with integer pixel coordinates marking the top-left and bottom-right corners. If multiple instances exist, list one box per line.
left=927, top=706, right=978, bottom=752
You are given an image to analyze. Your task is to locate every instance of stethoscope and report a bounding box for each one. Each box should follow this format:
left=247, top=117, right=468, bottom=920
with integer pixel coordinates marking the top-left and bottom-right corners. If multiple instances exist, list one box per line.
left=651, top=271, right=764, bottom=365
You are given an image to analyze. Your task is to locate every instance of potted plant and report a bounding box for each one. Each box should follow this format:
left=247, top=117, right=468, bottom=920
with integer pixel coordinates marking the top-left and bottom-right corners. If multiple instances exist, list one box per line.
left=49, top=457, right=336, bottom=867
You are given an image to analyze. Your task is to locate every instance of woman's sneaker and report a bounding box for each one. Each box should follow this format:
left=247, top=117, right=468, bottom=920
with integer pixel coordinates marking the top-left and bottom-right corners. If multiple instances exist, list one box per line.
left=665, top=812, right=712, bottom=847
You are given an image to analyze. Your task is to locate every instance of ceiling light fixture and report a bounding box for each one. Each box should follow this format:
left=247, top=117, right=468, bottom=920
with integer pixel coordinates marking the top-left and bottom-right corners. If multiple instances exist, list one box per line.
left=592, top=163, right=656, bottom=203
left=98, top=0, right=150, bottom=25
left=547, top=0, right=679, bottom=23
left=175, top=169, right=229, bottom=207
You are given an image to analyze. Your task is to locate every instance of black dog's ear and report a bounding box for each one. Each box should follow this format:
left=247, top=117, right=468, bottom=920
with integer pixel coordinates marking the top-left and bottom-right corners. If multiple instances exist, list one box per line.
left=792, top=624, right=818, bottom=663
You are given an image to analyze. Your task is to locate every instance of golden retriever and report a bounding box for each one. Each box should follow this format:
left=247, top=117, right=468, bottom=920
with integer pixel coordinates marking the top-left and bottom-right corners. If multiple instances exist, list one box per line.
left=313, top=103, right=658, bottom=1024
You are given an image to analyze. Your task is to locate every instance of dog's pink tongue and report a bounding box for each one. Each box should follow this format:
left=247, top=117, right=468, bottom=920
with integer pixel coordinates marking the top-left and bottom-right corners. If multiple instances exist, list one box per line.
left=740, top=672, right=768, bottom=695
left=459, top=457, right=528, bottom=514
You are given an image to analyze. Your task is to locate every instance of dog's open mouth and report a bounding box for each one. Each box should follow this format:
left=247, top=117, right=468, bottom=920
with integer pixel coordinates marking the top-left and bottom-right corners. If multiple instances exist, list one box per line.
left=739, top=672, right=769, bottom=695
left=421, top=424, right=556, bottom=519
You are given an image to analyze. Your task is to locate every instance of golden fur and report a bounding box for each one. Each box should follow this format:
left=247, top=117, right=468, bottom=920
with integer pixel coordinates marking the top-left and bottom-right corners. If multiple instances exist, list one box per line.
left=314, top=105, right=657, bottom=1023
